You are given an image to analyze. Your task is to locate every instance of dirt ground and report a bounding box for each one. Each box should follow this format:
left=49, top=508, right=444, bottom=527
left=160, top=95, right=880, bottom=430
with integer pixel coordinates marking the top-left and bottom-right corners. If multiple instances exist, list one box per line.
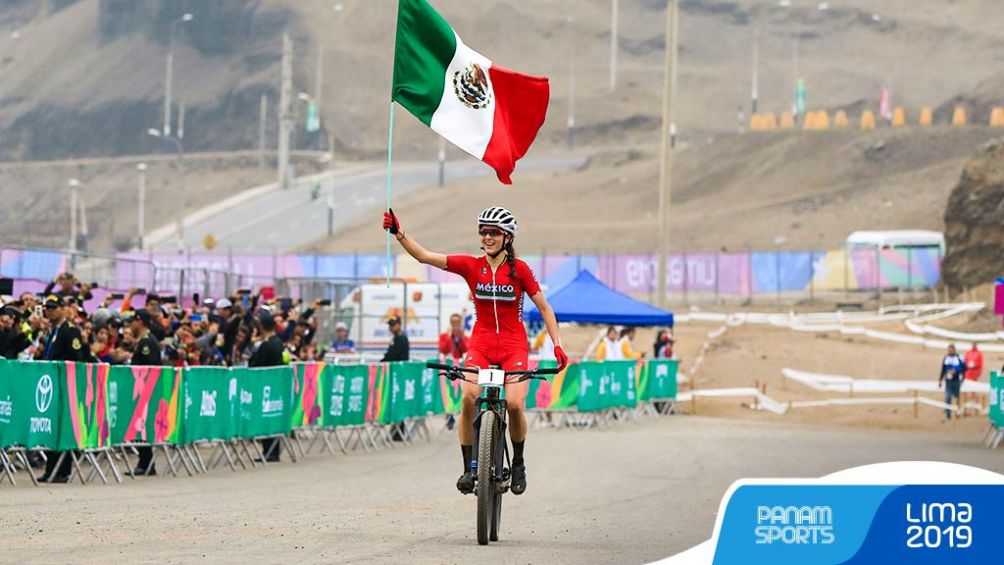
left=4, top=416, right=1004, bottom=564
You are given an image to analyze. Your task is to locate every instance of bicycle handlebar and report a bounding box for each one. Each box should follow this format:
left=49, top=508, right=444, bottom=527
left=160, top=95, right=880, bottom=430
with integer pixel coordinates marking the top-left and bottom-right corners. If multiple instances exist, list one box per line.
left=425, top=362, right=561, bottom=383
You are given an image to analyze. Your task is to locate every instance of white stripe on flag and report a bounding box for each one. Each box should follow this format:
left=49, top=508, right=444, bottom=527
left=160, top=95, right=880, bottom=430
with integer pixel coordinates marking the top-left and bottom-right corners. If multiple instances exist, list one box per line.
left=429, top=34, right=496, bottom=160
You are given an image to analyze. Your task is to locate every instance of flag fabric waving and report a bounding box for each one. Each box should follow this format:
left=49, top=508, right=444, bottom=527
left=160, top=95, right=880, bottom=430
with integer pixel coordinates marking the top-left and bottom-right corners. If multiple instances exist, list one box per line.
left=391, top=0, right=550, bottom=185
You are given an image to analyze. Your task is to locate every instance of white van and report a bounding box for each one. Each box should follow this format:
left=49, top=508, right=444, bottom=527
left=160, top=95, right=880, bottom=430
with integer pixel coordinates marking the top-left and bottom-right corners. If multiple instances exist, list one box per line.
left=337, top=282, right=473, bottom=355
left=844, top=230, right=945, bottom=255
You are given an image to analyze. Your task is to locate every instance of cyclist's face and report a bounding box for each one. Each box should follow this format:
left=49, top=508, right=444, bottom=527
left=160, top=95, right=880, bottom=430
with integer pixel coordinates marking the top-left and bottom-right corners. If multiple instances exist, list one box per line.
left=479, top=226, right=505, bottom=254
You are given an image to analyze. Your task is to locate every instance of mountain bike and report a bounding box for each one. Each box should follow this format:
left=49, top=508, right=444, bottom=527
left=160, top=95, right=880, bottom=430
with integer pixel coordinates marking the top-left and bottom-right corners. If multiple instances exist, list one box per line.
left=426, top=362, right=559, bottom=545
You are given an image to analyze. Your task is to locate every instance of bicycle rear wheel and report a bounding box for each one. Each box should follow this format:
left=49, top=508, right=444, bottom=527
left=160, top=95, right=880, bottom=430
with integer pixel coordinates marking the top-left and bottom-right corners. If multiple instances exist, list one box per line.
left=477, top=411, right=497, bottom=546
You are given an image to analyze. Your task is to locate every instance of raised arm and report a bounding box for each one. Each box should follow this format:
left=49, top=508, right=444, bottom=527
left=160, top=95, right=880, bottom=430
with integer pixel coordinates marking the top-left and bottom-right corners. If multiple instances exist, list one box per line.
left=383, top=209, right=447, bottom=269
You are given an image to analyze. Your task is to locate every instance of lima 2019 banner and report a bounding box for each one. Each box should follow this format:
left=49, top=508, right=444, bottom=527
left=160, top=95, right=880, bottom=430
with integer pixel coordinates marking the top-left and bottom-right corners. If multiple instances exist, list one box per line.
left=0, top=248, right=940, bottom=302
left=661, top=461, right=1004, bottom=565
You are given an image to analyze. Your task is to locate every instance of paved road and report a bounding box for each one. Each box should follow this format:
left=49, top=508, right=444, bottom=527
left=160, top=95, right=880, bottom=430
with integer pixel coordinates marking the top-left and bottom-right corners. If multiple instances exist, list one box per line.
left=148, top=156, right=585, bottom=253
left=5, top=416, right=1003, bottom=564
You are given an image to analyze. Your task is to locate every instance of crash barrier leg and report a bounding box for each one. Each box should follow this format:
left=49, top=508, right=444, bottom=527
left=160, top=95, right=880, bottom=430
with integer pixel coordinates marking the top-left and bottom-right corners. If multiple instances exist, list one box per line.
left=0, top=450, right=15, bottom=486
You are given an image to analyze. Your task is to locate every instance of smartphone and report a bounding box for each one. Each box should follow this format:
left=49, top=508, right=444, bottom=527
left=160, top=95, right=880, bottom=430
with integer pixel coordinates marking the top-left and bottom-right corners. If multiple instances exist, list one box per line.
left=109, top=293, right=125, bottom=300
left=193, top=292, right=201, bottom=307
left=279, top=298, right=294, bottom=311
left=318, top=299, right=332, bottom=307
left=90, top=282, right=99, bottom=289
left=190, top=314, right=203, bottom=323
left=135, top=288, right=147, bottom=295
left=161, top=295, right=177, bottom=304
left=0, top=277, right=12, bottom=295
left=34, top=305, right=43, bottom=317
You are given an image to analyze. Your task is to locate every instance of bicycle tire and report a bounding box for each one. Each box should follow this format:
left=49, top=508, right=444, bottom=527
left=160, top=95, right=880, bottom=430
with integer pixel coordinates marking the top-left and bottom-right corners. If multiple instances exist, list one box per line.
left=490, top=491, right=502, bottom=541
left=477, top=411, right=497, bottom=546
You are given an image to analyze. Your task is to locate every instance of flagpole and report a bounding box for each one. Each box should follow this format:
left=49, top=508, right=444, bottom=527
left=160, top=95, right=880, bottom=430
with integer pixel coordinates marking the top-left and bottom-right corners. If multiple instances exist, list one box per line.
left=386, top=101, right=396, bottom=286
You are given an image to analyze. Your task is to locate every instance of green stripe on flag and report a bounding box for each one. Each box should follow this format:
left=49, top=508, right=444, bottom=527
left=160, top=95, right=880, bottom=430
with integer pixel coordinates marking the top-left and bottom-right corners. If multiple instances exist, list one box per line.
left=392, top=0, right=457, bottom=125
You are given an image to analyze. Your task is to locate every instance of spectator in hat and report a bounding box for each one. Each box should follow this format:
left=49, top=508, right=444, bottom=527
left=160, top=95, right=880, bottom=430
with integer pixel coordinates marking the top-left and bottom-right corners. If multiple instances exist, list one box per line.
left=38, top=294, right=88, bottom=483
left=128, top=308, right=163, bottom=476
left=964, top=343, right=983, bottom=382
left=330, top=322, right=356, bottom=354
left=381, top=316, right=409, bottom=362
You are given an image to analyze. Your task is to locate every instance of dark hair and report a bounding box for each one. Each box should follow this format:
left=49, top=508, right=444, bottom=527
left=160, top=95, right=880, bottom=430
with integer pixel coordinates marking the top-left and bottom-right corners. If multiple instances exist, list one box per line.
left=504, top=236, right=519, bottom=281
left=653, top=330, right=667, bottom=357
left=620, top=327, right=634, bottom=339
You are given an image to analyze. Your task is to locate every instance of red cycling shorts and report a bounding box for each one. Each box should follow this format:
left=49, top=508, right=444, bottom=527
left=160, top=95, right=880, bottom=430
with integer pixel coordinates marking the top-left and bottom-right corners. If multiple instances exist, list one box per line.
left=464, top=337, right=529, bottom=372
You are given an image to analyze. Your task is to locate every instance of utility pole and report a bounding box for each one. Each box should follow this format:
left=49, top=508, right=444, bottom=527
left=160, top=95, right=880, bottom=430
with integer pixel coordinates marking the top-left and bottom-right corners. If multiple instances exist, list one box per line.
left=177, top=99, right=186, bottom=140
left=437, top=137, right=446, bottom=186
left=278, top=33, right=293, bottom=189
left=609, top=0, right=618, bottom=91
left=567, top=16, right=576, bottom=149
left=137, top=163, right=147, bottom=250
left=751, top=26, right=759, bottom=114
left=656, top=0, right=677, bottom=310
left=68, top=178, right=79, bottom=253
left=258, top=94, right=268, bottom=169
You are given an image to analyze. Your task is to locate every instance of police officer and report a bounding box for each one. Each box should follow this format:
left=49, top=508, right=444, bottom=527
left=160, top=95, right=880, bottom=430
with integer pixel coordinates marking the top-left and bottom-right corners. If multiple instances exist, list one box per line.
left=38, top=295, right=88, bottom=483
left=249, top=309, right=286, bottom=462
left=129, top=309, right=162, bottom=475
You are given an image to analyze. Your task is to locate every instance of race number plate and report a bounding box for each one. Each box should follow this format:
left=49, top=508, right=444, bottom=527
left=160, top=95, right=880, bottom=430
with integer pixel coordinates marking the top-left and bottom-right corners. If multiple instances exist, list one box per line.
left=478, top=368, right=505, bottom=387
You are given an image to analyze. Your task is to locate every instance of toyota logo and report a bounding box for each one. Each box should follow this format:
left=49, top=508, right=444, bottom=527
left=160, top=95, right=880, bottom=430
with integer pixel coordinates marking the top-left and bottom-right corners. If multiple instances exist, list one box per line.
left=35, top=374, right=53, bottom=412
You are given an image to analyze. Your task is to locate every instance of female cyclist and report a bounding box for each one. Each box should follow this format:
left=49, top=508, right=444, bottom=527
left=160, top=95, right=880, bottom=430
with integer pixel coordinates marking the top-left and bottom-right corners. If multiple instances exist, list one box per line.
left=383, top=206, right=567, bottom=495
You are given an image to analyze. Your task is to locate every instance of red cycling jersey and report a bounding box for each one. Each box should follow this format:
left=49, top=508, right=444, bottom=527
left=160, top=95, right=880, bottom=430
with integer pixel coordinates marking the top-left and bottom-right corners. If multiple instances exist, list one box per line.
left=444, top=255, right=541, bottom=370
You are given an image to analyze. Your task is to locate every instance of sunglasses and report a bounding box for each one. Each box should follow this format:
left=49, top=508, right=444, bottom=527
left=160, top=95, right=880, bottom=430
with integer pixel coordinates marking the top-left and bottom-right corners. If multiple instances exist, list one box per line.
left=479, top=228, right=505, bottom=238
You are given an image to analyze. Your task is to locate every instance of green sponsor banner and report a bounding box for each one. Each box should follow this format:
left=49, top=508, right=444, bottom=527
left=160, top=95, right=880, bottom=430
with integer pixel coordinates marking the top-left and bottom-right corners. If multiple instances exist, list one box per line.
left=182, top=367, right=235, bottom=443
left=0, top=360, right=63, bottom=449
left=237, top=367, right=293, bottom=438
left=108, top=365, right=182, bottom=445
left=323, top=364, right=369, bottom=427
left=389, top=362, right=425, bottom=422
left=992, top=371, right=1002, bottom=428
left=578, top=360, right=637, bottom=412
left=639, top=359, right=678, bottom=401
left=421, top=364, right=444, bottom=416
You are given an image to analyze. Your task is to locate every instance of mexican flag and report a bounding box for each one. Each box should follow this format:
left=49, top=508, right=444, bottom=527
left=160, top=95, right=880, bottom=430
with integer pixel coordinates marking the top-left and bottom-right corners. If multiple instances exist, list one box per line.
left=392, top=0, right=550, bottom=185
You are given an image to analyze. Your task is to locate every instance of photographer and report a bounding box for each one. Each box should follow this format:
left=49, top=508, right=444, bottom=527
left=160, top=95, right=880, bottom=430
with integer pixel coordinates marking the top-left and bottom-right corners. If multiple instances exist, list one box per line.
left=43, top=272, right=94, bottom=304
left=0, top=305, right=30, bottom=359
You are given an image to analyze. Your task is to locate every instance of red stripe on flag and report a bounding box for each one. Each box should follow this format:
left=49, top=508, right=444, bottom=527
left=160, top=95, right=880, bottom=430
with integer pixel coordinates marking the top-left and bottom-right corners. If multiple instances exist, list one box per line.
left=483, top=65, right=549, bottom=185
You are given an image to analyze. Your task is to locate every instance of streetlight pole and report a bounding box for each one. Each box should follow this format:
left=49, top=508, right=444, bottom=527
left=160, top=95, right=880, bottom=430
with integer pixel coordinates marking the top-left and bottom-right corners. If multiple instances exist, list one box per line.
left=137, top=163, right=147, bottom=250
left=656, top=0, right=678, bottom=310
left=609, top=0, right=618, bottom=91
left=163, top=12, right=194, bottom=137
left=68, top=178, right=80, bottom=253
left=567, top=16, right=576, bottom=149
left=148, top=129, right=186, bottom=252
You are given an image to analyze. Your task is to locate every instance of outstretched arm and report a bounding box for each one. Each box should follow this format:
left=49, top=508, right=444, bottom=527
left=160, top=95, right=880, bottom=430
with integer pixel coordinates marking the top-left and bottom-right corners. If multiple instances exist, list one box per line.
left=384, top=209, right=447, bottom=269
left=529, top=291, right=567, bottom=368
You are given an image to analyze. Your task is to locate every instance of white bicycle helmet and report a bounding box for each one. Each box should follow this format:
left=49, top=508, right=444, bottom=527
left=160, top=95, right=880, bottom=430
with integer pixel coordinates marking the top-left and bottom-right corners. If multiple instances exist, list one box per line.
left=477, top=206, right=518, bottom=236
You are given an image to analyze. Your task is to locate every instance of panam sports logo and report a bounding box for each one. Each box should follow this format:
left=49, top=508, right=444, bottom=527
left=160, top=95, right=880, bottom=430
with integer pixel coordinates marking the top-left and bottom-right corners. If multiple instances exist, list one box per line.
left=755, top=505, right=835, bottom=545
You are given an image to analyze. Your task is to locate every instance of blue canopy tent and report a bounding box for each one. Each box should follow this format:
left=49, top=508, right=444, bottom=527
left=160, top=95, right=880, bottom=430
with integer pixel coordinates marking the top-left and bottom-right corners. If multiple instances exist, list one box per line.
left=524, top=270, right=673, bottom=326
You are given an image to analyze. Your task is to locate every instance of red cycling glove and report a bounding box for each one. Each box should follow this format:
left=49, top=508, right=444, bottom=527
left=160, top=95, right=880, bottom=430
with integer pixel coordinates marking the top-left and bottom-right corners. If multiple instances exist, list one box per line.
left=383, top=208, right=400, bottom=235
left=554, top=345, right=568, bottom=370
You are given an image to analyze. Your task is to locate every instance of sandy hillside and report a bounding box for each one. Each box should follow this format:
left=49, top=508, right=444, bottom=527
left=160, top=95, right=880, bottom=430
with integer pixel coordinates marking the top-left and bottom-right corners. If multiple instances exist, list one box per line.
left=307, top=126, right=1002, bottom=254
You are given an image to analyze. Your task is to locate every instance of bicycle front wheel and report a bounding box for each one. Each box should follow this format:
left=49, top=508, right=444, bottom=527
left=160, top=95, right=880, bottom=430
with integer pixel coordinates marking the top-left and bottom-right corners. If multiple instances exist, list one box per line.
left=477, top=410, right=498, bottom=546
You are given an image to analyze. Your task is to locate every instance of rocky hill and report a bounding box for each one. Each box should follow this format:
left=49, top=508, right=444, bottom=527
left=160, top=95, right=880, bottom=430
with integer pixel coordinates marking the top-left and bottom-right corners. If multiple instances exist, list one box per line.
left=942, top=138, right=1004, bottom=291
left=3, top=0, right=1004, bottom=161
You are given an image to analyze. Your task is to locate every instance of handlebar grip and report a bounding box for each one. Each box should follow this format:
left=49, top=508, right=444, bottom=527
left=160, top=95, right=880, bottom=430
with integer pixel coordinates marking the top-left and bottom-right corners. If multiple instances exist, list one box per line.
left=533, top=367, right=563, bottom=375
